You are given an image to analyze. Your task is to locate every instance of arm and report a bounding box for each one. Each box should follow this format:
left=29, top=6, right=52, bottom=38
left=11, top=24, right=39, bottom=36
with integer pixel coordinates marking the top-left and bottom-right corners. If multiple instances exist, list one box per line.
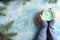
left=38, top=10, right=48, bottom=40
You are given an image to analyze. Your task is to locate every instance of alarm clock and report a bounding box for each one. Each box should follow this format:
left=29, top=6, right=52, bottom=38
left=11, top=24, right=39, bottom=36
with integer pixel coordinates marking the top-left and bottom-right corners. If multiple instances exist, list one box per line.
left=42, top=9, right=54, bottom=21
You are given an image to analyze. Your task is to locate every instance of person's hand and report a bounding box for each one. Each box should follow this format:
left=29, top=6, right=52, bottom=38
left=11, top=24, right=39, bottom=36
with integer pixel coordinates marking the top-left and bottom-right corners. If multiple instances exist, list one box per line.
left=49, top=8, right=56, bottom=20
left=39, top=10, right=44, bottom=21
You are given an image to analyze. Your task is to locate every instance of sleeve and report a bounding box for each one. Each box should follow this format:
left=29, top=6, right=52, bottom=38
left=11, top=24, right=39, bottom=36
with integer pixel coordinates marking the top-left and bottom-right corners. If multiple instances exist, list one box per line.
left=48, top=20, right=57, bottom=40
left=38, top=21, right=48, bottom=40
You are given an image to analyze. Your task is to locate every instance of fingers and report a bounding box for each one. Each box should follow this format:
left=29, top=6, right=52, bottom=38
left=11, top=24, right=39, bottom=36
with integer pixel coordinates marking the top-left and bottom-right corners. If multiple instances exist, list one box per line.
left=40, top=10, right=45, bottom=15
left=40, top=14, right=44, bottom=21
left=39, top=10, right=44, bottom=21
left=39, top=14, right=43, bottom=21
left=49, top=8, right=56, bottom=20
left=49, top=8, right=53, bottom=10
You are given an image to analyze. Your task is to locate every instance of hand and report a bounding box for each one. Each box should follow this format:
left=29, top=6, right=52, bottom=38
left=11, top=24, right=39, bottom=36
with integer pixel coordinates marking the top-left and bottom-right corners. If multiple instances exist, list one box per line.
left=39, top=10, right=44, bottom=21
left=49, top=8, right=56, bottom=20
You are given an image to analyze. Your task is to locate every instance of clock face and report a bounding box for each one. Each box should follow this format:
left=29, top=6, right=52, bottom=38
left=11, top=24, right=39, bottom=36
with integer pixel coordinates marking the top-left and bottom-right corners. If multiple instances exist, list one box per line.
left=42, top=10, right=53, bottom=21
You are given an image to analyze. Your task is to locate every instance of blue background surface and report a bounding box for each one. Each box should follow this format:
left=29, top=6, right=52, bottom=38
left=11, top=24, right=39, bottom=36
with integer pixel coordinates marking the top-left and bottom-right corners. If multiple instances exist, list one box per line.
left=0, top=0, right=60, bottom=40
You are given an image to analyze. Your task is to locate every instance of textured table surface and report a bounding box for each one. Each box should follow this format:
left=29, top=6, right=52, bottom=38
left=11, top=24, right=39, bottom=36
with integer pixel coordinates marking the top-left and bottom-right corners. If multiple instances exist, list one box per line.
left=0, top=0, right=60, bottom=40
